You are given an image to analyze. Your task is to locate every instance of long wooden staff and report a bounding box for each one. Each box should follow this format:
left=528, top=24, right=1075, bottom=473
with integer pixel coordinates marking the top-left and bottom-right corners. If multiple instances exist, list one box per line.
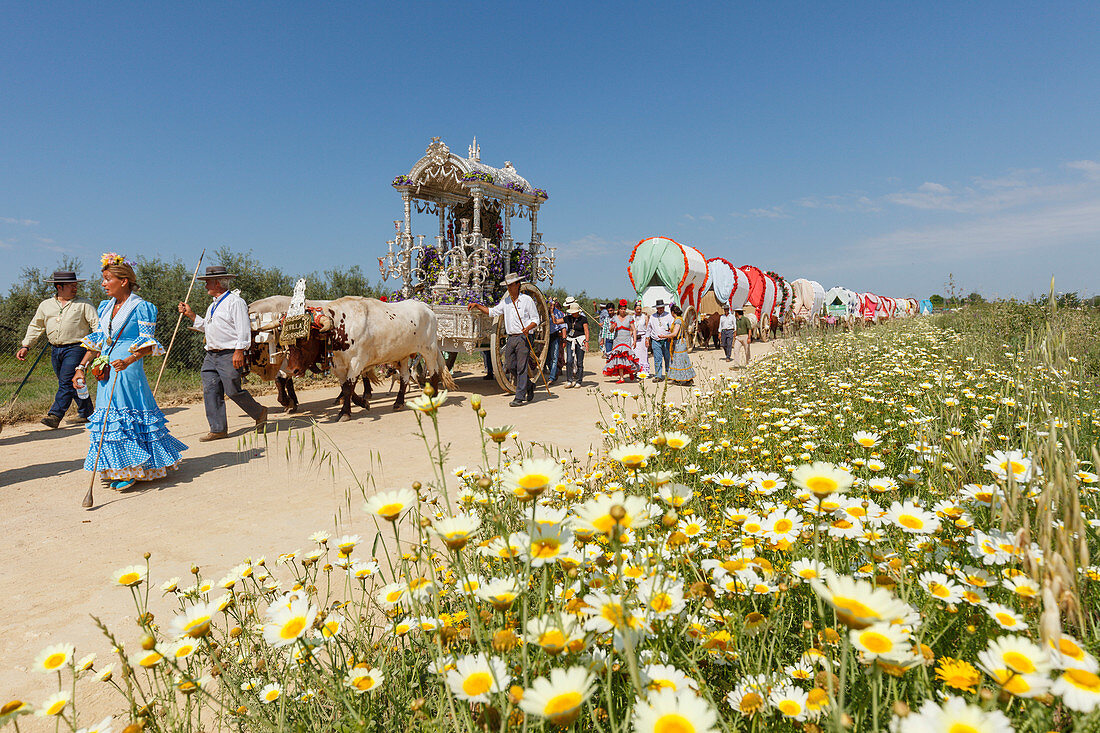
left=512, top=295, right=553, bottom=397
left=154, top=248, right=205, bottom=397
left=82, top=372, right=120, bottom=509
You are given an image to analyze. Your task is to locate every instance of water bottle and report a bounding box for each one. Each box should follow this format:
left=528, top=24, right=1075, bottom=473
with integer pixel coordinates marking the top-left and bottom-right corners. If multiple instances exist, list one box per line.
left=76, top=375, right=90, bottom=400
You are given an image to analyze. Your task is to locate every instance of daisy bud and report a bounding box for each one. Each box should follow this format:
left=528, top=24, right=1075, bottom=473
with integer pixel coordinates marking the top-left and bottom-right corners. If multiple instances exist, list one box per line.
left=412, top=481, right=422, bottom=492
left=419, top=517, right=431, bottom=528
left=140, top=635, right=156, bottom=651
left=411, top=697, right=425, bottom=712
left=143, top=552, right=151, bottom=560
left=191, top=566, right=199, bottom=575
left=508, top=685, right=524, bottom=705
left=470, top=395, right=482, bottom=411
left=662, top=510, right=678, bottom=527
left=491, top=629, right=518, bottom=652
left=841, top=713, right=854, bottom=728
left=422, top=383, right=435, bottom=398
left=892, top=701, right=909, bottom=717
left=122, top=724, right=143, bottom=733
left=609, top=504, right=626, bottom=522
left=478, top=408, right=486, bottom=418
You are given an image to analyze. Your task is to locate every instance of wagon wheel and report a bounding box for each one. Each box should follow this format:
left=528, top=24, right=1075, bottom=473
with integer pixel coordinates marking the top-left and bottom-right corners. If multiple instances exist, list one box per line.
left=490, top=284, right=551, bottom=394
left=682, top=306, right=698, bottom=351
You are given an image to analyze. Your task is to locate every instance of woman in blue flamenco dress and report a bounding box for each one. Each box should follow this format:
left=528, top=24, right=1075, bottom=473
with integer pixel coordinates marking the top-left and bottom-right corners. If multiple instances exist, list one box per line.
left=75, top=254, right=187, bottom=490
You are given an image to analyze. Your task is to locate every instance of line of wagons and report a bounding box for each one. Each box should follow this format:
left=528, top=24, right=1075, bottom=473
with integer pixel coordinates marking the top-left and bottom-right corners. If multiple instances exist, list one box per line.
left=626, top=235, right=933, bottom=349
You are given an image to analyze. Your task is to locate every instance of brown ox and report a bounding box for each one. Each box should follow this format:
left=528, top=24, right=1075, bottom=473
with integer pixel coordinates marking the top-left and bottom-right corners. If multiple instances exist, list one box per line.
left=696, top=312, right=721, bottom=350
left=286, top=296, right=455, bottom=420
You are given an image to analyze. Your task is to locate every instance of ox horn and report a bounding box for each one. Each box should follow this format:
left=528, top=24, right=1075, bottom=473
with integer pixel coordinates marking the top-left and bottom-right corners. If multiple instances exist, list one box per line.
left=316, top=313, right=334, bottom=332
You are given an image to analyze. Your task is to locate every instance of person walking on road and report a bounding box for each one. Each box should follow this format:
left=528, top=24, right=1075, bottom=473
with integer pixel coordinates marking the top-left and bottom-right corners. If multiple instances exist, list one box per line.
left=76, top=253, right=187, bottom=489
left=718, top=304, right=737, bottom=361
left=597, top=301, right=613, bottom=358
left=602, top=299, right=639, bottom=383
left=17, top=270, right=100, bottom=428
left=647, top=299, right=674, bottom=380
left=469, top=273, right=540, bottom=407
left=562, top=301, right=589, bottom=388
left=178, top=265, right=268, bottom=441
left=733, top=308, right=753, bottom=367
left=667, top=304, right=696, bottom=385
left=632, top=301, right=650, bottom=374
left=545, top=298, right=565, bottom=383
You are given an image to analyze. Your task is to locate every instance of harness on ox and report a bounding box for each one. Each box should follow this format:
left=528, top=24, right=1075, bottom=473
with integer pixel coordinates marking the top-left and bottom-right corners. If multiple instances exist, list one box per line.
left=247, top=280, right=338, bottom=381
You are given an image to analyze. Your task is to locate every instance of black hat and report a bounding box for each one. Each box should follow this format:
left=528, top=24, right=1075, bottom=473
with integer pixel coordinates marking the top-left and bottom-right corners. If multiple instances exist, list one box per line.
left=654, top=299, right=667, bottom=308
left=196, top=265, right=238, bottom=280
left=45, top=270, right=85, bottom=284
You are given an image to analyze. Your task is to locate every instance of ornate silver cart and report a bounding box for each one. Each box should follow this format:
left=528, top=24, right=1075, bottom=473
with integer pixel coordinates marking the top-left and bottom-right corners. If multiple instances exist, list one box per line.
left=379, top=137, right=556, bottom=394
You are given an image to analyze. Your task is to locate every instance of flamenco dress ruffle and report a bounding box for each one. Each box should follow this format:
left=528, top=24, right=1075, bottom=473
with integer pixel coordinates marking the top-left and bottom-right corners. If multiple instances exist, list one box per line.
left=82, top=299, right=187, bottom=481
left=603, top=346, right=639, bottom=379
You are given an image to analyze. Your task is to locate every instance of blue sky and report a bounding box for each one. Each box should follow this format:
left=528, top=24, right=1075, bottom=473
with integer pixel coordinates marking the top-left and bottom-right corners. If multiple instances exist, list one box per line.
left=3, top=2, right=1099, bottom=300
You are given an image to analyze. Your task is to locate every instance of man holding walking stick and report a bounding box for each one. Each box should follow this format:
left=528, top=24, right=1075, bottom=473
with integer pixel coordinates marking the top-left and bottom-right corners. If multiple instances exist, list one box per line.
left=17, top=270, right=98, bottom=429
left=468, top=273, right=540, bottom=407
left=178, top=265, right=268, bottom=441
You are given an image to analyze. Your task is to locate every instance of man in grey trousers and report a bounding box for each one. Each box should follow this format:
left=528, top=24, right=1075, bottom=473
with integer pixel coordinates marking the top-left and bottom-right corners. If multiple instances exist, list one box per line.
left=178, top=265, right=268, bottom=441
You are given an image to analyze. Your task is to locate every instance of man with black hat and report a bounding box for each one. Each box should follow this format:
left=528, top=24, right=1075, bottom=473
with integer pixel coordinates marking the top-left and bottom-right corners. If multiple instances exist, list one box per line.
left=469, top=272, right=540, bottom=406
left=17, top=270, right=99, bottom=428
left=646, top=299, right=674, bottom=381
left=178, top=265, right=267, bottom=441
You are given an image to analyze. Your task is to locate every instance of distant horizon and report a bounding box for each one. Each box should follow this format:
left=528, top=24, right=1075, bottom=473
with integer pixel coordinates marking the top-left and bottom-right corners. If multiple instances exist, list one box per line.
left=4, top=4, right=1100, bottom=299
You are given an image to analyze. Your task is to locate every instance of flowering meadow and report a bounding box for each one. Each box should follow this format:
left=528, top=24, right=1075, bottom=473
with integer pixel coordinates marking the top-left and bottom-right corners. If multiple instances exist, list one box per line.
left=6, top=302, right=1100, bottom=733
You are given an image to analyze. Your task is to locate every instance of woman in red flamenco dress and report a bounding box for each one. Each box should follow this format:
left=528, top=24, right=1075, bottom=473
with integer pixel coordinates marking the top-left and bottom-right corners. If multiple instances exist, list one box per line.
left=602, top=299, right=640, bottom=383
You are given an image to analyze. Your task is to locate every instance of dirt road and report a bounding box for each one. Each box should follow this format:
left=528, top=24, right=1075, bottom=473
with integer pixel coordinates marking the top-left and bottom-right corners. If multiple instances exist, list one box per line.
left=0, top=341, right=776, bottom=724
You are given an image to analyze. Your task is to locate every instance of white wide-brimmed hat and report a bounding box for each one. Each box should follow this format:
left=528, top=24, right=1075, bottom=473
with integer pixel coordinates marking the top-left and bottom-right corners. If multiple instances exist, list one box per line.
left=500, top=273, right=524, bottom=287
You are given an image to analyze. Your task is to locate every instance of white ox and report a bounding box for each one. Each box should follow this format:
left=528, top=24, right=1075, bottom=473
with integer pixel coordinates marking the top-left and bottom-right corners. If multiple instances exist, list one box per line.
left=285, top=296, right=455, bottom=420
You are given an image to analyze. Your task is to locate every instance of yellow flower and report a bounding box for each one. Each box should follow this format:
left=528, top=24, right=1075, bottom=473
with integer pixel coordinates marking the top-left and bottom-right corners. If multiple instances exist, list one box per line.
left=113, top=564, right=147, bottom=587
left=792, top=462, right=854, bottom=498
left=936, top=657, right=981, bottom=692
left=34, top=643, right=74, bottom=673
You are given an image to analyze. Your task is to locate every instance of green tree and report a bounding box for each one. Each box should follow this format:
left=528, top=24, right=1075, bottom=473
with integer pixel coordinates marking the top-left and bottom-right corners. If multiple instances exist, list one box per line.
left=966, top=292, right=986, bottom=305
left=929, top=294, right=945, bottom=308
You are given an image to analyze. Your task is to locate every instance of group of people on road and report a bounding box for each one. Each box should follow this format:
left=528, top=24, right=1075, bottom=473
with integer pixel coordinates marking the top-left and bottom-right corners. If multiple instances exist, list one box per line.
left=17, top=256, right=268, bottom=498
left=17, top=259, right=742, bottom=492
left=717, top=303, right=754, bottom=366
left=596, top=297, right=695, bottom=385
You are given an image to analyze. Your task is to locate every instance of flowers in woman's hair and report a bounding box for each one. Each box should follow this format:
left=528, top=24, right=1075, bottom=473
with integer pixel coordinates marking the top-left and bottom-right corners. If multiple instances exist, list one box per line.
left=100, top=252, right=136, bottom=268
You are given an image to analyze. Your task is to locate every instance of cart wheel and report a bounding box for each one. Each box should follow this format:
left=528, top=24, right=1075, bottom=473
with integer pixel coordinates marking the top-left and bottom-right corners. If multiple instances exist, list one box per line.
left=490, top=283, right=551, bottom=394
left=682, top=306, right=698, bottom=351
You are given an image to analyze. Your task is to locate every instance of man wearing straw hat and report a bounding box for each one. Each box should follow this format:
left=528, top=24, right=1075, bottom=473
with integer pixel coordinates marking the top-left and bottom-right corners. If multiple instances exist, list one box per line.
left=178, top=265, right=268, bottom=441
left=468, top=272, right=540, bottom=406
left=16, top=270, right=99, bottom=428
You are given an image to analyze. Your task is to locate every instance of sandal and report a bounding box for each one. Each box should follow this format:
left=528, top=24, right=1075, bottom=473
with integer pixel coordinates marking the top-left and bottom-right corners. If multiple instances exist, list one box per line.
left=112, top=479, right=137, bottom=491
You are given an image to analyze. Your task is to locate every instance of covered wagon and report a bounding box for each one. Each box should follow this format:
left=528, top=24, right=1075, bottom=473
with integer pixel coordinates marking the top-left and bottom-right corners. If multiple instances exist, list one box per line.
left=790, top=278, right=825, bottom=328
left=700, top=257, right=750, bottom=313
left=627, top=236, right=709, bottom=347
left=741, top=265, right=778, bottom=331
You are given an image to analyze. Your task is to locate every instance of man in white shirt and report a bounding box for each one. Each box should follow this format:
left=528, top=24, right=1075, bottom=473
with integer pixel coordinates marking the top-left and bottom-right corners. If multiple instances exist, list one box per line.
left=646, top=299, right=674, bottom=380
left=178, top=265, right=267, bottom=440
left=469, top=272, right=540, bottom=406
left=632, top=301, right=650, bottom=373
left=718, top=304, right=737, bottom=361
